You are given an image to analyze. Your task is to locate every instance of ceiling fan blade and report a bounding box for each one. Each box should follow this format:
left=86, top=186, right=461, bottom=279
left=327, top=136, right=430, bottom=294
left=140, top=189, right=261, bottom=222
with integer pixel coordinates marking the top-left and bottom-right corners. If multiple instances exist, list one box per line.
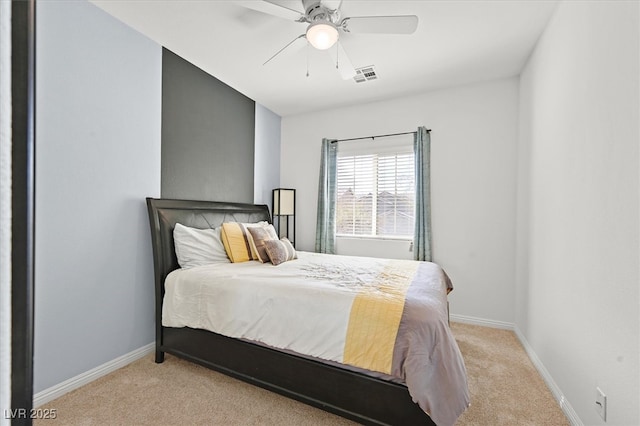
left=263, top=34, right=307, bottom=66
left=342, top=15, right=418, bottom=34
left=327, top=42, right=356, bottom=80
left=237, top=0, right=304, bottom=22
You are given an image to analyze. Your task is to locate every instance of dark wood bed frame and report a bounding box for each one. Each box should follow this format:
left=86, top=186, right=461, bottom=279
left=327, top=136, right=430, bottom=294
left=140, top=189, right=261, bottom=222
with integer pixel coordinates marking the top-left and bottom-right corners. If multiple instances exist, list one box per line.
left=146, top=197, right=436, bottom=426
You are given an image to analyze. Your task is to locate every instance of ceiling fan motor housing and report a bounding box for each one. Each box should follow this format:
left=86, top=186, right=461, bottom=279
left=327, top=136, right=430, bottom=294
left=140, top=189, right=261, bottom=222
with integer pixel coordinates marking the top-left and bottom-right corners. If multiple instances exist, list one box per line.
left=303, top=0, right=341, bottom=24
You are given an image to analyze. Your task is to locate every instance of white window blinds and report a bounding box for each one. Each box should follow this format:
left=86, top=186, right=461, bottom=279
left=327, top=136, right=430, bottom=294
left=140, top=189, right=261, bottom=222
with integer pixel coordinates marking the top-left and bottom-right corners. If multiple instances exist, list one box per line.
left=335, top=135, right=415, bottom=238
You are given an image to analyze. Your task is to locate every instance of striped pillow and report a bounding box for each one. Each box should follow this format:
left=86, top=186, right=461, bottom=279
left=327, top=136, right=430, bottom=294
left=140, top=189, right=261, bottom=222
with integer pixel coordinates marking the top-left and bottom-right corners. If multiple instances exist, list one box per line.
left=264, top=238, right=297, bottom=266
left=247, top=225, right=278, bottom=263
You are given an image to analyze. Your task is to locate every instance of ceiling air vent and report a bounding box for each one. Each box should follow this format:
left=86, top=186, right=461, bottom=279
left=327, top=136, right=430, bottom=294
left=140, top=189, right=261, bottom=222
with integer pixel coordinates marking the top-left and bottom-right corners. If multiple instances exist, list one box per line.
left=353, top=66, right=378, bottom=83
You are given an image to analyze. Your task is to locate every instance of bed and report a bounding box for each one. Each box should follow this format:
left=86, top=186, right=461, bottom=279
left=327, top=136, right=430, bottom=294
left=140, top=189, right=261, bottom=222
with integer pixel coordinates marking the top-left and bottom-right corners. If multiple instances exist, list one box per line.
left=146, top=197, right=469, bottom=426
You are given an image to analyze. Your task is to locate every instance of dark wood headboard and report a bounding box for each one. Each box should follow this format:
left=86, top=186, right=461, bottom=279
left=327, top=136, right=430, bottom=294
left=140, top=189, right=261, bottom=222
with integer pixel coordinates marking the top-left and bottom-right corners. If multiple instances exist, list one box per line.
left=145, top=198, right=271, bottom=352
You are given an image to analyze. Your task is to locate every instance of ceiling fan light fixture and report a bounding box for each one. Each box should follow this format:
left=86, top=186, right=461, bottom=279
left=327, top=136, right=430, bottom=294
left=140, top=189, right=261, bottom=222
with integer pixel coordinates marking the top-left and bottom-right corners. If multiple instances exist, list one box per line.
left=306, top=21, right=339, bottom=50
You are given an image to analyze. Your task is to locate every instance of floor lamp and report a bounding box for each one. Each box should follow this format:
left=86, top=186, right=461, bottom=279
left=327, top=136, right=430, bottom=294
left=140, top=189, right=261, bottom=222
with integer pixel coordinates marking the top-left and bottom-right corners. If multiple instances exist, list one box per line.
left=272, top=188, right=295, bottom=246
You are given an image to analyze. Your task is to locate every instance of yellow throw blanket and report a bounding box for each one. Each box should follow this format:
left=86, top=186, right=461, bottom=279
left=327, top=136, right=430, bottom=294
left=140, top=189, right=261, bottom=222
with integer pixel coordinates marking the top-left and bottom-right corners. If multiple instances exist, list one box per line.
left=343, top=260, right=419, bottom=374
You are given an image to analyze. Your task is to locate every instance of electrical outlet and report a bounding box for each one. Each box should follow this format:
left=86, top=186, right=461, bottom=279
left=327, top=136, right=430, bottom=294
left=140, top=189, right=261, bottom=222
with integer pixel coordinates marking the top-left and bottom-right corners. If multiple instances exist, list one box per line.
left=595, top=387, right=607, bottom=421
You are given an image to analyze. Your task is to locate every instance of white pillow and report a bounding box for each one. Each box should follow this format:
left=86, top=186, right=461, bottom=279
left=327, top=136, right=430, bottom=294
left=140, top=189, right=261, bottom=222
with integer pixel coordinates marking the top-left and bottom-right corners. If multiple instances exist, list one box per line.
left=173, top=223, right=229, bottom=268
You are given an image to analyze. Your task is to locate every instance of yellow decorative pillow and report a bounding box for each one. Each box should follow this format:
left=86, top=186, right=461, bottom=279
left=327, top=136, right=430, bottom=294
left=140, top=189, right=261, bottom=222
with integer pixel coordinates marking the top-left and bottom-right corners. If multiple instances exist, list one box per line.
left=220, top=222, right=253, bottom=263
left=220, top=221, right=274, bottom=263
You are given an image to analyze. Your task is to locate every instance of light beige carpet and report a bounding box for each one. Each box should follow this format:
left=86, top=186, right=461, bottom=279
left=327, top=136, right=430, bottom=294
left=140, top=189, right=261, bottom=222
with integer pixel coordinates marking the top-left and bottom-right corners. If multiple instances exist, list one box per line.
left=35, top=322, right=569, bottom=425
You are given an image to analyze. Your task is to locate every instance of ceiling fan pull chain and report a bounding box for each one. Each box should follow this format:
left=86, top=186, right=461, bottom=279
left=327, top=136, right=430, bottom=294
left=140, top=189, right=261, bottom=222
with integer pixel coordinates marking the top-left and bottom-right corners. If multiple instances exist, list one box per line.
left=335, top=42, right=340, bottom=69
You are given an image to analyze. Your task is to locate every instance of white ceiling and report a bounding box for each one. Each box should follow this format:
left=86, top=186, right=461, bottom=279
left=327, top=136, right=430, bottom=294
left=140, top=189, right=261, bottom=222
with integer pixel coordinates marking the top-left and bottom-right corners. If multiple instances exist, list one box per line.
left=90, top=0, right=559, bottom=117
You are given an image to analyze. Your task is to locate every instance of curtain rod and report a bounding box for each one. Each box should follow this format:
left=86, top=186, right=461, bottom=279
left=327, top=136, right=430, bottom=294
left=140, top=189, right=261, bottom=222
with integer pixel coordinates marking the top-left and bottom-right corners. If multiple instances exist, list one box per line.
left=331, top=129, right=431, bottom=143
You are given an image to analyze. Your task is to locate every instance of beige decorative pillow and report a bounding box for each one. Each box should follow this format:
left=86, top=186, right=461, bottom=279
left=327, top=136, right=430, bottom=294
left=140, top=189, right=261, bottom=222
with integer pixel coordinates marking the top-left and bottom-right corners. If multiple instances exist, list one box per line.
left=264, top=238, right=297, bottom=266
left=247, top=225, right=278, bottom=263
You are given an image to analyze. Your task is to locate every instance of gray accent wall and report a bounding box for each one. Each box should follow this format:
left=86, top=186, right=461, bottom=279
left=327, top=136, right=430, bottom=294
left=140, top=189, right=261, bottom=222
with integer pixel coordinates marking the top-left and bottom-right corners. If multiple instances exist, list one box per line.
left=35, top=1, right=161, bottom=392
left=33, top=1, right=280, bottom=396
left=161, top=49, right=255, bottom=203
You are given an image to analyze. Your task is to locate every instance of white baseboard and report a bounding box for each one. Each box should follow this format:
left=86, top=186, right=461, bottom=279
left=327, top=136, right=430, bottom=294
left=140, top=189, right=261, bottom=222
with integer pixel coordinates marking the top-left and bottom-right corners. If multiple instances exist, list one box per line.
left=33, top=318, right=583, bottom=425
left=450, top=314, right=582, bottom=425
left=450, top=313, right=515, bottom=330
left=33, top=342, right=154, bottom=408
left=512, top=327, right=583, bottom=426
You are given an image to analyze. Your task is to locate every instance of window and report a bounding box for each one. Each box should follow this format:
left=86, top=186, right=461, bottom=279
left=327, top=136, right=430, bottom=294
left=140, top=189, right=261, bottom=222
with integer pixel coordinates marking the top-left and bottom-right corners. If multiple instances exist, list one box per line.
left=335, top=136, right=415, bottom=239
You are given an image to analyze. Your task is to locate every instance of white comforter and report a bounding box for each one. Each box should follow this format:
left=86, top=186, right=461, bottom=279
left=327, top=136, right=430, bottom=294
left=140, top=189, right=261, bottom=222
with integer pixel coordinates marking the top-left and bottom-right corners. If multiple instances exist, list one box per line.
left=163, top=251, right=388, bottom=362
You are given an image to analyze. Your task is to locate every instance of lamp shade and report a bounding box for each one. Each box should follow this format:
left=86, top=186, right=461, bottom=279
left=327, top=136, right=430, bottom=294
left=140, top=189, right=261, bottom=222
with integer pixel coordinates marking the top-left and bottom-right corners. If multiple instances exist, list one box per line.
left=273, top=189, right=295, bottom=215
left=306, top=21, right=339, bottom=50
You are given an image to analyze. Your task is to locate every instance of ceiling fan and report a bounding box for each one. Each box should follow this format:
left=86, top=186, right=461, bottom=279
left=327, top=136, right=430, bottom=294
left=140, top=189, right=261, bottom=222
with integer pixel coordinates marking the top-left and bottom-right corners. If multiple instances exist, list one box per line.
left=238, top=0, right=419, bottom=80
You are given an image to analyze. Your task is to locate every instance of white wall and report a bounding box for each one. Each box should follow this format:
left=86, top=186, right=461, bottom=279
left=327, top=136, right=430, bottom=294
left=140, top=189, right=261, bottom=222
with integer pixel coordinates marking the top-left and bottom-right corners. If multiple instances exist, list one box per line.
left=281, top=79, right=519, bottom=324
left=254, top=104, right=281, bottom=209
left=0, top=1, right=12, bottom=421
left=35, top=1, right=161, bottom=392
left=517, top=1, right=639, bottom=424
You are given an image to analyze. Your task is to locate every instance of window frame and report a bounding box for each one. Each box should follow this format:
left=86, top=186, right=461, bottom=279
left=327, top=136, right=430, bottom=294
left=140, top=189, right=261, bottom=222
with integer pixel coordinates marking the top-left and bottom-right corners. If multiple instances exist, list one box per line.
left=334, top=135, right=415, bottom=241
